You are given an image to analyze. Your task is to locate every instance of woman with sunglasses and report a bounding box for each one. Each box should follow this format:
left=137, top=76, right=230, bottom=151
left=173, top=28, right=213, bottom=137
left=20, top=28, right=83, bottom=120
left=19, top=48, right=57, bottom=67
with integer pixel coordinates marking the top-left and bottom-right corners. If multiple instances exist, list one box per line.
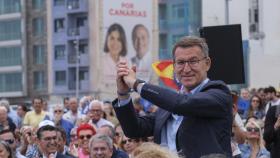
left=77, top=123, right=96, bottom=158
left=239, top=118, right=270, bottom=158
left=246, top=95, right=265, bottom=120
left=0, top=140, right=13, bottom=158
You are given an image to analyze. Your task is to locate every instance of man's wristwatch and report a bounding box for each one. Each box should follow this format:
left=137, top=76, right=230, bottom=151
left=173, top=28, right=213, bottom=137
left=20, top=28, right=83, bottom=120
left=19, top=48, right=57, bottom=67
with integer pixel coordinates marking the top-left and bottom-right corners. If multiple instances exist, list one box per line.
left=133, top=79, right=145, bottom=92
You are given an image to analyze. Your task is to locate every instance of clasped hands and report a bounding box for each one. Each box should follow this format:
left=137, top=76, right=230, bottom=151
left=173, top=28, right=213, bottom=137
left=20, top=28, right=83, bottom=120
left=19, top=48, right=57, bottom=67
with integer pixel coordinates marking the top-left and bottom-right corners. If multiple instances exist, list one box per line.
left=116, top=60, right=137, bottom=98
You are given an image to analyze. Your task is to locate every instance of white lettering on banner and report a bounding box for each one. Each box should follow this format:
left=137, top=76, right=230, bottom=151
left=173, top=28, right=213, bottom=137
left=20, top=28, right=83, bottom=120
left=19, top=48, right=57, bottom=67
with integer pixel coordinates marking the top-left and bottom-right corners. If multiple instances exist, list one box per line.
left=109, top=9, right=147, bottom=17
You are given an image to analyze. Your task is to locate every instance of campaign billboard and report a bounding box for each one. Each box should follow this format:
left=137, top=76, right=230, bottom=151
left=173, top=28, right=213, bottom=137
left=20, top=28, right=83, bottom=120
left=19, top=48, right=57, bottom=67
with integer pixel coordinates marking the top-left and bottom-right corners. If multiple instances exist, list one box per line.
left=97, top=0, right=157, bottom=99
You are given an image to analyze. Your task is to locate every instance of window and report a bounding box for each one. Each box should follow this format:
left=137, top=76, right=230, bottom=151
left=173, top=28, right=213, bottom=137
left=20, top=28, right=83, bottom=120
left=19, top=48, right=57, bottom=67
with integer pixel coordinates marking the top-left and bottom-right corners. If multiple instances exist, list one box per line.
left=79, top=43, right=88, bottom=54
left=33, top=17, right=44, bottom=36
left=0, top=46, right=21, bottom=66
left=0, top=19, right=21, bottom=41
left=54, top=0, right=64, bottom=6
left=32, top=0, right=44, bottom=10
left=159, top=4, right=167, bottom=20
left=33, top=45, right=45, bottom=64
left=172, top=4, right=185, bottom=19
left=33, top=71, right=45, bottom=90
left=79, top=68, right=88, bottom=80
left=54, top=18, right=65, bottom=32
left=0, top=72, right=22, bottom=92
left=55, top=71, right=66, bottom=85
left=0, top=0, right=21, bottom=15
left=54, top=45, right=65, bottom=60
left=67, top=0, right=79, bottom=10
left=77, top=16, right=87, bottom=27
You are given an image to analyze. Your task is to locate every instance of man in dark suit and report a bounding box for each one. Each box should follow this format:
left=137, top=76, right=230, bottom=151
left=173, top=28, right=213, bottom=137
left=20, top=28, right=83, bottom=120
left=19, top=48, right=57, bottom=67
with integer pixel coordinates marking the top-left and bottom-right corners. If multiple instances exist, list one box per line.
left=263, top=104, right=280, bottom=158
left=114, top=36, right=233, bottom=158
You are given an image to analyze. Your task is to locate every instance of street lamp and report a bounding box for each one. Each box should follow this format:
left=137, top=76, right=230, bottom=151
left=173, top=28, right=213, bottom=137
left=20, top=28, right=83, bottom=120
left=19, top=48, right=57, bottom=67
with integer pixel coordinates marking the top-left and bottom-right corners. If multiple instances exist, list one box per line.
left=74, top=38, right=80, bottom=99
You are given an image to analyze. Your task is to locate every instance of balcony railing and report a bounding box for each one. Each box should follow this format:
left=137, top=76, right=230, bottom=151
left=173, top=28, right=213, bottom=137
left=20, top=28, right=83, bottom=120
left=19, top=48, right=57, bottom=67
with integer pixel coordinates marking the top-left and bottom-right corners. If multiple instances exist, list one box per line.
left=67, top=0, right=79, bottom=10
left=67, top=28, right=79, bottom=36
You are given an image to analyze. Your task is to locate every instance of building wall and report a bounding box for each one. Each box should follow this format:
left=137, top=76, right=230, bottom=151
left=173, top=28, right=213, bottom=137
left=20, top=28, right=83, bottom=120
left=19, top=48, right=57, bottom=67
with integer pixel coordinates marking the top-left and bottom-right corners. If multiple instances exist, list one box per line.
left=26, top=0, right=49, bottom=99
left=51, top=0, right=90, bottom=98
left=202, top=0, right=280, bottom=89
left=0, top=0, right=26, bottom=99
left=159, top=0, right=190, bottom=60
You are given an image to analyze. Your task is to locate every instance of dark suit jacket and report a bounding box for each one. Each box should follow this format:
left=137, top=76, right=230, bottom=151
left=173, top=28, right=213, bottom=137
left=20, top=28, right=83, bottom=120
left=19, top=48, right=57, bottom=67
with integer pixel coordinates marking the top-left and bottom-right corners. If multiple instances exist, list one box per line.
left=263, top=105, right=280, bottom=158
left=113, top=80, right=233, bottom=158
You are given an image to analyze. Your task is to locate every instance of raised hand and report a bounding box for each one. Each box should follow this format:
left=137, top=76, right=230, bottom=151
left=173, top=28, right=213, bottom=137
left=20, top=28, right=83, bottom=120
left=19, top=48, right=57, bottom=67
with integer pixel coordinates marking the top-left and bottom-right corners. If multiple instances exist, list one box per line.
left=116, top=60, right=132, bottom=97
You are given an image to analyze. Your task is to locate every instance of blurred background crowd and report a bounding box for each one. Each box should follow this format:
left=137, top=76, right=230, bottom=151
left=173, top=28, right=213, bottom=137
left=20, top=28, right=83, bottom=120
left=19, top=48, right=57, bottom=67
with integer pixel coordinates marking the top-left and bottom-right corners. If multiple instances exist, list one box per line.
left=0, top=85, right=279, bottom=158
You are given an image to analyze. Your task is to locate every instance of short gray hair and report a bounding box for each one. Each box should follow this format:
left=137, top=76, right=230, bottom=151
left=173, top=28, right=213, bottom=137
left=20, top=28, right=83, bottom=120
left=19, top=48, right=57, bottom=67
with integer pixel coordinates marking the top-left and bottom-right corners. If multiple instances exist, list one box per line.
left=89, top=134, right=113, bottom=152
left=89, top=100, right=103, bottom=110
left=0, top=99, right=10, bottom=112
left=52, top=104, right=64, bottom=110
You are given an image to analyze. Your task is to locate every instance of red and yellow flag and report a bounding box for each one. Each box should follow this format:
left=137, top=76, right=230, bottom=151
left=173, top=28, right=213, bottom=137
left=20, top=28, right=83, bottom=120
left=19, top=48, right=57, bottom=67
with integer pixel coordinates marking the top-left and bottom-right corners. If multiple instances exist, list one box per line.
left=152, top=60, right=180, bottom=90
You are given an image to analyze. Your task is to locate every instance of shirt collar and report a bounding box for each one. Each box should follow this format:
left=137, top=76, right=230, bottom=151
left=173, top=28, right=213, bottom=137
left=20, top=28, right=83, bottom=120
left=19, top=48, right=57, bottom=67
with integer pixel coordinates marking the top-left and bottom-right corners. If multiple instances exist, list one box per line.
left=180, top=78, right=209, bottom=95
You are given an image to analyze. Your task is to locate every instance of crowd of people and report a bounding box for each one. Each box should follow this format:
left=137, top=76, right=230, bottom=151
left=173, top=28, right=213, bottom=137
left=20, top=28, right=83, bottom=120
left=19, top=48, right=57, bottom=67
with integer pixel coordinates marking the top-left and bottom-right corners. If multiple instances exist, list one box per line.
left=0, top=86, right=279, bottom=158
left=0, top=36, right=279, bottom=158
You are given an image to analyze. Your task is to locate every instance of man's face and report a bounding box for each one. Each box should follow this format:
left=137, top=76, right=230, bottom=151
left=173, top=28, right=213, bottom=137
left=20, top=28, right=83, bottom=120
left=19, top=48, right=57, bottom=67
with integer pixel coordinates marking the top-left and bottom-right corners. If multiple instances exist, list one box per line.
left=88, top=104, right=103, bottom=122
left=64, top=99, right=69, bottom=109
left=0, top=132, right=17, bottom=151
left=174, top=46, right=211, bottom=91
left=265, top=92, right=274, bottom=101
left=91, top=141, right=113, bottom=158
left=17, top=106, right=25, bottom=118
left=133, top=27, right=149, bottom=59
left=0, top=109, right=7, bottom=123
left=33, top=99, right=43, bottom=113
left=38, top=131, right=58, bottom=155
left=241, top=90, right=250, bottom=100
left=53, top=107, right=64, bottom=121
left=69, top=99, right=78, bottom=112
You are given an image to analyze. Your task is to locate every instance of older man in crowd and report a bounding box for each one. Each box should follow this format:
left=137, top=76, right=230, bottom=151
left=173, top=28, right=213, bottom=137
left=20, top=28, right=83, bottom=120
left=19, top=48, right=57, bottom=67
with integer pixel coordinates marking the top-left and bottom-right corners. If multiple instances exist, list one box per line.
left=89, top=134, right=114, bottom=158
left=50, top=104, right=74, bottom=144
left=63, top=97, right=84, bottom=125
left=0, top=106, right=16, bottom=132
left=88, top=100, right=114, bottom=128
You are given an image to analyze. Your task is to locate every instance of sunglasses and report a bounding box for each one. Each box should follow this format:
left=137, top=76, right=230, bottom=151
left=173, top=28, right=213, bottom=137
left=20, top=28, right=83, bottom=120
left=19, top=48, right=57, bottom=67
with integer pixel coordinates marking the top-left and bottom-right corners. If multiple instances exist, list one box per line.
left=70, top=134, right=77, bottom=138
left=246, top=127, right=260, bottom=132
left=252, top=99, right=260, bottom=103
left=79, top=134, right=92, bottom=140
left=54, top=110, right=63, bottom=113
left=4, top=139, right=14, bottom=144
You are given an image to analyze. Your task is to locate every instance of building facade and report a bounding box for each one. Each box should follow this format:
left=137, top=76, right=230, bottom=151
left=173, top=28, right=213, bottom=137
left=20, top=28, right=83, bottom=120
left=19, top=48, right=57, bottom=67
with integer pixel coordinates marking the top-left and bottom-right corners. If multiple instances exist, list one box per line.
left=158, top=0, right=201, bottom=60
left=0, top=0, right=26, bottom=101
left=202, top=0, right=280, bottom=89
left=50, top=0, right=90, bottom=99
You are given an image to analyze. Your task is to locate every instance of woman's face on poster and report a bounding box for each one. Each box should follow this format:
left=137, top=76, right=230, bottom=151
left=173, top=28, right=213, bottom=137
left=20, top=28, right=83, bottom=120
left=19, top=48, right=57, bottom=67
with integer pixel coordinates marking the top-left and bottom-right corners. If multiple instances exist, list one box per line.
left=107, top=30, right=122, bottom=56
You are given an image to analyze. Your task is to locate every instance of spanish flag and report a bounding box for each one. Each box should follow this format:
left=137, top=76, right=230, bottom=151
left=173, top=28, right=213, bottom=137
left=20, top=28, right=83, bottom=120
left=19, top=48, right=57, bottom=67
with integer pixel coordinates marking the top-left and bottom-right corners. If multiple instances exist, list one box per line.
left=152, top=60, right=180, bottom=90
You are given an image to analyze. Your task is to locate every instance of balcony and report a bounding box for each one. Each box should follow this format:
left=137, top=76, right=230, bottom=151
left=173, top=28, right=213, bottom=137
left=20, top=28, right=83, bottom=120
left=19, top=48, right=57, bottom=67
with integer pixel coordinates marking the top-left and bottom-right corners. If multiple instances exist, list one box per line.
left=66, top=0, right=88, bottom=13
left=66, top=0, right=79, bottom=10
left=68, top=79, right=89, bottom=91
left=67, top=27, right=79, bottom=36
left=68, top=53, right=77, bottom=64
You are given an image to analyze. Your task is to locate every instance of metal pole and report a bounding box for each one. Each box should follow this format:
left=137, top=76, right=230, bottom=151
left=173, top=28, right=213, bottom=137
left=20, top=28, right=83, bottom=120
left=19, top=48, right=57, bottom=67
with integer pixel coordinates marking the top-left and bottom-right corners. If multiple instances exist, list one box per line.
left=75, top=38, right=79, bottom=99
left=225, top=0, right=230, bottom=24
